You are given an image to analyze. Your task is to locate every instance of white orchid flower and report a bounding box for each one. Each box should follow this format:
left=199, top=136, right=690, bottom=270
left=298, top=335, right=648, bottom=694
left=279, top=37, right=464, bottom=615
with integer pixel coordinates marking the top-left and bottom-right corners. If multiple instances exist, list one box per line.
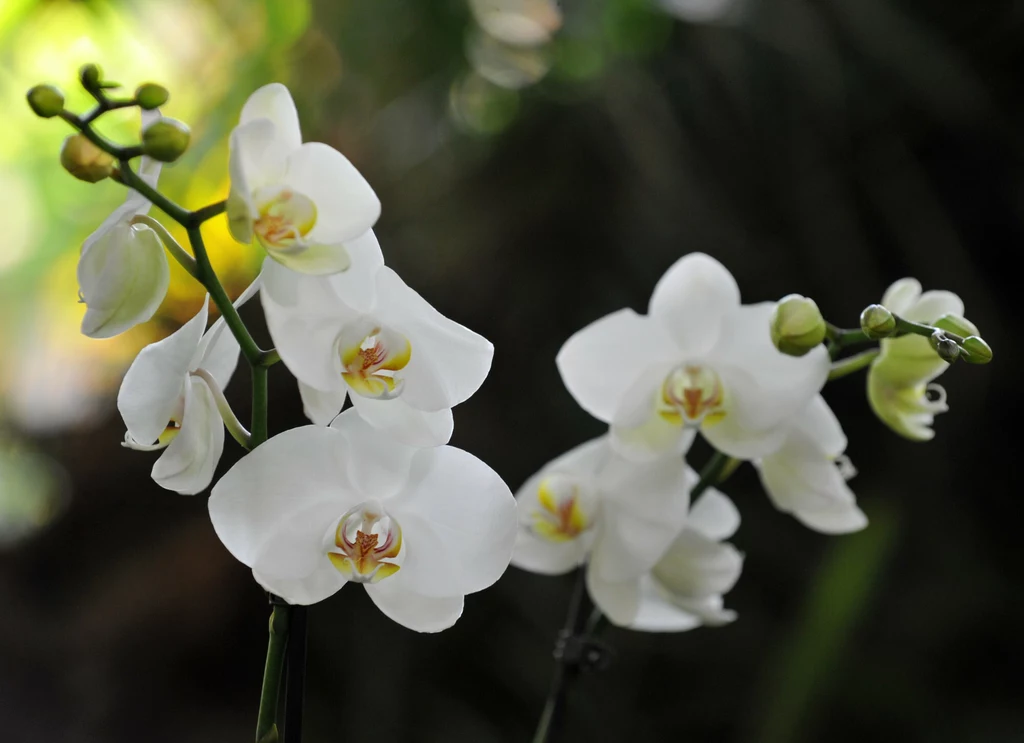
left=117, top=279, right=260, bottom=494
left=557, top=253, right=829, bottom=462
left=77, top=110, right=168, bottom=338
left=588, top=489, right=743, bottom=632
left=757, top=396, right=867, bottom=534
left=260, top=256, right=493, bottom=447
left=207, top=410, right=517, bottom=632
left=227, top=83, right=380, bottom=275
left=868, top=278, right=973, bottom=440
left=511, top=436, right=692, bottom=584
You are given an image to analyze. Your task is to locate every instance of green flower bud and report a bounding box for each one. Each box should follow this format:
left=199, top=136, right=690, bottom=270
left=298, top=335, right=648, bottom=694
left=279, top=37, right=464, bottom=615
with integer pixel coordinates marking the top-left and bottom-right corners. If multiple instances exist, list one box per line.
left=60, top=134, right=115, bottom=183
left=929, top=330, right=959, bottom=363
left=960, top=335, right=992, bottom=364
left=933, top=313, right=979, bottom=338
left=859, top=304, right=897, bottom=339
left=79, top=63, right=102, bottom=91
left=26, top=84, right=65, bottom=118
left=135, top=83, right=169, bottom=110
left=770, top=294, right=826, bottom=357
left=141, top=117, right=191, bottom=162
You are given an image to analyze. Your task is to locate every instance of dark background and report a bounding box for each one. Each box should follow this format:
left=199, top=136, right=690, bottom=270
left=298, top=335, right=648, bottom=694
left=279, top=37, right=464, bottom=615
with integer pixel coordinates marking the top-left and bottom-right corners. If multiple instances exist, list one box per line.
left=2, top=0, right=1022, bottom=741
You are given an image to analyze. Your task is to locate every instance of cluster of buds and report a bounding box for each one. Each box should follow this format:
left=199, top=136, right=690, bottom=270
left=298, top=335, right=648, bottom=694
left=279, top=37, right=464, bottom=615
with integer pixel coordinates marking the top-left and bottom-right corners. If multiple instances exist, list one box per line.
left=26, top=63, right=190, bottom=183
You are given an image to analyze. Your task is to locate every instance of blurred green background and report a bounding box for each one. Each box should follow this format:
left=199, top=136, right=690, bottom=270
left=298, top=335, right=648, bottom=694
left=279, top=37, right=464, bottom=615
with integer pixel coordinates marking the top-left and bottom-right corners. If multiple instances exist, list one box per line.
left=1, top=0, right=1021, bottom=741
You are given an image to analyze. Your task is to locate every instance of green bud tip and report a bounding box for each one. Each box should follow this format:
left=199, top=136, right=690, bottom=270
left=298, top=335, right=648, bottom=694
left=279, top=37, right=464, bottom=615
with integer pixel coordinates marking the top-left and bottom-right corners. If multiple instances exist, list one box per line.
left=141, top=117, right=191, bottom=162
left=770, top=293, right=826, bottom=357
left=929, top=330, right=960, bottom=363
left=60, top=134, right=115, bottom=183
left=934, top=313, right=979, bottom=338
left=79, top=63, right=102, bottom=91
left=960, top=335, right=992, bottom=364
left=859, top=304, right=897, bottom=339
left=135, top=83, right=169, bottom=110
left=26, top=84, right=65, bottom=118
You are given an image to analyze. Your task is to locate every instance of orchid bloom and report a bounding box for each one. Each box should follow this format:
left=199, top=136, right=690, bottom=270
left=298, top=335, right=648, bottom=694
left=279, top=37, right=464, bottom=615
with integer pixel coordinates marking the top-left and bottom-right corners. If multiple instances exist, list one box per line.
left=117, top=280, right=259, bottom=494
left=261, top=256, right=493, bottom=447
left=757, top=396, right=867, bottom=534
left=207, top=410, right=517, bottom=632
left=511, top=436, right=693, bottom=585
left=227, top=83, right=380, bottom=275
left=77, top=110, right=168, bottom=338
left=868, top=278, right=973, bottom=440
left=588, top=489, right=743, bottom=631
left=557, top=253, right=829, bottom=462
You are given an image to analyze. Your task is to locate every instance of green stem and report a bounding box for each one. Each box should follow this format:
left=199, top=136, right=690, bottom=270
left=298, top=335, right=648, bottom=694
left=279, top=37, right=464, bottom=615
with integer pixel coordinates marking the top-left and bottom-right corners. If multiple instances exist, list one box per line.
left=828, top=349, right=880, bottom=381
left=251, top=365, right=269, bottom=448
left=186, top=225, right=263, bottom=366
left=191, top=200, right=227, bottom=225
left=692, top=450, right=736, bottom=500
left=256, top=604, right=291, bottom=743
left=118, top=159, right=192, bottom=225
left=825, top=323, right=870, bottom=350
left=894, top=315, right=965, bottom=344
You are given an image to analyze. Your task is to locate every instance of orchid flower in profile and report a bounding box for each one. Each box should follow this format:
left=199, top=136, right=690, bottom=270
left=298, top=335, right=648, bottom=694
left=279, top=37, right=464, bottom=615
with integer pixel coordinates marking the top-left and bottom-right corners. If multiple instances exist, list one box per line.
left=757, top=396, right=867, bottom=534
left=868, top=278, right=974, bottom=440
left=588, top=489, right=743, bottom=632
left=511, top=436, right=692, bottom=586
left=117, top=280, right=259, bottom=494
left=207, top=410, right=517, bottom=632
left=557, top=253, right=829, bottom=462
left=227, top=83, right=380, bottom=275
left=260, top=255, right=493, bottom=447
left=77, top=109, right=168, bottom=338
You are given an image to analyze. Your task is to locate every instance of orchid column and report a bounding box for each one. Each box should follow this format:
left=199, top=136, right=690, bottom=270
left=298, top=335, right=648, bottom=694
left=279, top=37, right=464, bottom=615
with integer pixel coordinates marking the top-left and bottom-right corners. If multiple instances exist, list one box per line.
left=28, top=67, right=518, bottom=743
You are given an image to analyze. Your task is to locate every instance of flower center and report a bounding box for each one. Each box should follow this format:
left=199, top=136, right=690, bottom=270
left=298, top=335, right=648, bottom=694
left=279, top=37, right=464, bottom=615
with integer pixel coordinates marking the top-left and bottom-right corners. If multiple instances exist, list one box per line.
left=530, top=474, right=594, bottom=543
left=658, top=365, right=726, bottom=426
left=338, top=321, right=412, bottom=400
left=252, top=185, right=317, bottom=249
left=327, top=501, right=403, bottom=584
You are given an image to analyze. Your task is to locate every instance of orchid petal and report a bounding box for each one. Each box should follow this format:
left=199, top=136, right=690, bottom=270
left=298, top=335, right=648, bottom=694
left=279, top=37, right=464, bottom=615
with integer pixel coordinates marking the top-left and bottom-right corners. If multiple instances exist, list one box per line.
left=298, top=381, right=347, bottom=426
left=118, top=301, right=208, bottom=446
left=239, top=83, right=302, bottom=152
left=253, top=566, right=347, bottom=606
left=687, top=488, right=740, bottom=541
left=347, top=393, right=454, bottom=447
left=648, top=253, right=741, bottom=357
left=151, top=375, right=224, bottom=495
left=364, top=579, right=464, bottom=633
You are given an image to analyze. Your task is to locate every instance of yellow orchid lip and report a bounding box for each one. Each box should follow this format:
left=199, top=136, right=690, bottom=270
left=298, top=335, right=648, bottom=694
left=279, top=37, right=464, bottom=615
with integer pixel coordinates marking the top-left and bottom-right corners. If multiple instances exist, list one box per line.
left=530, top=475, right=592, bottom=543
left=658, top=365, right=726, bottom=427
left=339, top=326, right=413, bottom=400
left=253, top=185, right=317, bottom=250
left=328, top=503, right=403, bottom=584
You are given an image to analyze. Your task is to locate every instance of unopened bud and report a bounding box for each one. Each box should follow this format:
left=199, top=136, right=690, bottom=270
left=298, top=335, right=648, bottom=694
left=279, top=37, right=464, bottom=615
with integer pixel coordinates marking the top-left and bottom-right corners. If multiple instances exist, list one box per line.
left=929, top=330, right=960, bottom=363
left=26, top=84, right=65, bottom=118
left=770, top=294, right=826, bottom=357
left=859, top=304, right=897, bottom=339
left=141, top=117, right=190, bottom=162
left=79, top=63, right=102, bottom=91
left=934, top=313, right=978, bottom=338
left=60, top=134, right=115, bottom=183
left=135, top=83, right=169, bottom=110
left=960, top=335, right=992, bottom=364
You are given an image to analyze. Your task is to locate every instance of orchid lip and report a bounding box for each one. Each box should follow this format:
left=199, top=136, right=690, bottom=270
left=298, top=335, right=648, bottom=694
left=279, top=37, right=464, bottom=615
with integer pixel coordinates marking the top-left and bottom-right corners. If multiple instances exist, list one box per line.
left=338, top=322, right=413, bottom=401
left=529, top=474, right=594, bottom=543
left=658, top=364, right=726, bottom=427
left=327, top=501, right=403, bottom=584
left=252, top=185, right=317, bottom=250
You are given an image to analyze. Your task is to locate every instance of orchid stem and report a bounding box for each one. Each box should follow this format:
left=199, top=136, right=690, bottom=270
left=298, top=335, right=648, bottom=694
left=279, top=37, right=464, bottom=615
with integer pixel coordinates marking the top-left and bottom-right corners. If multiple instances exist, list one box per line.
left=251, top=365, right=269, bottom=448
left=828, top=349, right=880, bottom=381
left=533, top=568, right=592, bottom=743
left=256, top=603, right=291, bottom=743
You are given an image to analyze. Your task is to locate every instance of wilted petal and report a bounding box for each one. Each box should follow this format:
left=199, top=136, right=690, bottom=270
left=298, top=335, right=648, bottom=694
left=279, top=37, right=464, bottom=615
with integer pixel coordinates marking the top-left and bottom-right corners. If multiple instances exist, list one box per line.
left=558, top=309, right=679, bottom=423
left=118, top=301, right=208, bottom=446
left=78, top=223, right=169, bottom=338
left=648, top=253, right=741, bottom=357
left=151, top=375, right=224, bottom=495
left=364, top=577, right=464, bottom=633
